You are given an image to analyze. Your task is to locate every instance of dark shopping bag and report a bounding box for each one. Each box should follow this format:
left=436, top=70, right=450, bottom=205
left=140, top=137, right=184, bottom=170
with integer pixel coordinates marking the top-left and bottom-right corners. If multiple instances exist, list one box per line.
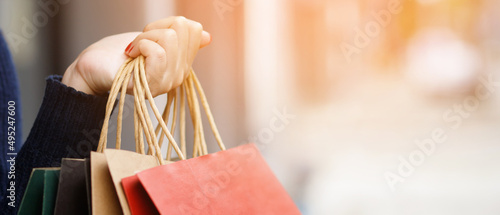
left=53, top=158, right=89, bottom=215
left=84, top=158, right=92, bottom=214
left=18, top=168, right=60, bottom=215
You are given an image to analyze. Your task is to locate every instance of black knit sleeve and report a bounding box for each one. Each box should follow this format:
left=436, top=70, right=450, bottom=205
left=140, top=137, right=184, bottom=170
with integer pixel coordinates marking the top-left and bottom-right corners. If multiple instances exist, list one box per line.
left=8, top=75, right=108, bottom=213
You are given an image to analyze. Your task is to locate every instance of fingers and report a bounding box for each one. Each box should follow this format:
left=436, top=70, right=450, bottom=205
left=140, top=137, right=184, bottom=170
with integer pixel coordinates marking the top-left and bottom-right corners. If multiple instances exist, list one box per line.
left=128, top=39, right=170, bottom=96
left=126, top=17, right=205, bottom=63
left=169, top=18, right=190, bottom=74
left=185, top=20, right=203, bottom=66
left=123, top=16, right=207, bottom=96
left=136, top=39, right=166, bottom=76
left=144, top=16, right=211, bottom=48
left=126, top=29, right=177, bottom=58
left=127, top=37, right=182, bottom=96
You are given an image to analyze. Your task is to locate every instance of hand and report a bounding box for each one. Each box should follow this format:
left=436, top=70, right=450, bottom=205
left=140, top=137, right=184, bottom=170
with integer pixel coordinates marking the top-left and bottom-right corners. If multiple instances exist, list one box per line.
left=62, top=16, right=211, bottom=97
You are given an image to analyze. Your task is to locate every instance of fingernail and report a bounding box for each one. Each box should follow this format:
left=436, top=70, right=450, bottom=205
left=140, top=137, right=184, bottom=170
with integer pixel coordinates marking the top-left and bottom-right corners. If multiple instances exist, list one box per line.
left=127, top=46, right=134, bottom=54
left=125, top=42, right=132, bottom=52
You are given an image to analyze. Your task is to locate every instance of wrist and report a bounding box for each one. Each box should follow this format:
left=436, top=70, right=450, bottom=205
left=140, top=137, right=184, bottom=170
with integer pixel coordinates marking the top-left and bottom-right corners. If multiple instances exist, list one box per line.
left=62, top=61, right=97, bottom=96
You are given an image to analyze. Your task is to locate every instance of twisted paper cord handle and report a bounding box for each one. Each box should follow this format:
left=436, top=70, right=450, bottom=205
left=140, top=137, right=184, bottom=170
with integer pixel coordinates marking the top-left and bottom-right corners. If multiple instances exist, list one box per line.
left=97, top=56, right=225, bottom=164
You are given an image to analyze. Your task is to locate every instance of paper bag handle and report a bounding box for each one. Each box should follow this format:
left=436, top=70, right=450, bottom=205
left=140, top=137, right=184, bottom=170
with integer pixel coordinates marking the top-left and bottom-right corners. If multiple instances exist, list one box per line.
left=96, top=56, right=225, bottom=164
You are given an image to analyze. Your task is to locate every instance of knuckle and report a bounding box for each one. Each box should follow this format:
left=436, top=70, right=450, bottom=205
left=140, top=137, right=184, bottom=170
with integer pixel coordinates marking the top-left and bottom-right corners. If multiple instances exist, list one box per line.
left=154, top=48, right=166, bottom=60
left=163, top=29, right=176, bottom=38
left=159, top=30, right=170, bottom=40
left=140, top=40, right=165, bottom=57
left=156, top=30, right=173, bottom=46
left=154, top=47, right=167, bottom=59
left=138, top=39, right=150, bottom=51
left=138, top=39, right=148, bottom=46
left=174, top=16, right=187, bottom=25
left=192, top=22, right=203, bottom=32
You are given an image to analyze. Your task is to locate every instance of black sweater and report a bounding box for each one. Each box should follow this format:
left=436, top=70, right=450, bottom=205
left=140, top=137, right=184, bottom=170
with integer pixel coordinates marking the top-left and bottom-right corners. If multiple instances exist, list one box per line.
left=1, top=31, right=108, bottom=215
left=2, top=76, right=108, bottom=214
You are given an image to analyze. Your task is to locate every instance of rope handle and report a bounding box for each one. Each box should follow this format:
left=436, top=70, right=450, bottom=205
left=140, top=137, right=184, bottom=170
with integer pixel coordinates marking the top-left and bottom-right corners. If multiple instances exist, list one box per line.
left=96, top=56, right=225, bottom=164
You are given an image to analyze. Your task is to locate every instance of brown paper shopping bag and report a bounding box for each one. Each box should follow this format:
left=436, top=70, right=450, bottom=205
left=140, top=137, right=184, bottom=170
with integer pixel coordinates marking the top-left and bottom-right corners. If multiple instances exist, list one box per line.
left=90, top=152, right=122, bottom=215
left=104, top=149, right=160, bottom=214
left=91, top=146, right=163, bottom=215
left=91, top=56, right=182, bottom=215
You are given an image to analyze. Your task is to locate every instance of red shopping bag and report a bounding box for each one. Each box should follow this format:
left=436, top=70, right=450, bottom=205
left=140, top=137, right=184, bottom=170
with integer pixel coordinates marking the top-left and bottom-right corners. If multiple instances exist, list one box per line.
left=123, top=144, right=301, bottom=214
left=121, top=175, right=158, bottom=215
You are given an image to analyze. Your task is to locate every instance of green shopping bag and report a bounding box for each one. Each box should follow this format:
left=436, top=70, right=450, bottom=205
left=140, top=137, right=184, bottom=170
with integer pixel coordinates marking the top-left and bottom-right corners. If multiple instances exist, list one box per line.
left=18, top=168, right=60, bottom=215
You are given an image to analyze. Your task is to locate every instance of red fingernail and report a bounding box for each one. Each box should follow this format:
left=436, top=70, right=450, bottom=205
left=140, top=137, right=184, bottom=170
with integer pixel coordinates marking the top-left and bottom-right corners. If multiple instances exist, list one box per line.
left=127, top=46, right=134, bottom=53
left=125, top=42, right=132, bottom=52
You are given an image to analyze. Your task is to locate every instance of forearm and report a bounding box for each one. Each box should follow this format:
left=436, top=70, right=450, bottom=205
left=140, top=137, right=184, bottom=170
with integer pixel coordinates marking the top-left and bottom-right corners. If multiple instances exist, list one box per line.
left=11, top=75, right=108, bottom=211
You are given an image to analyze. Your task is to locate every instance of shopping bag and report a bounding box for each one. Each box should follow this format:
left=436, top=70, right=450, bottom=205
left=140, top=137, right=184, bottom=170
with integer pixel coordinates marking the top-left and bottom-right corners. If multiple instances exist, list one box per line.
left=97, top=56, right=300, bottom=214
left=104, top=149, right=160, bottom=214
left=18, top=168, right=60, bottom=215
left=53, top=158, right=89, bottom=215
left=91, top=56, right=182, bottom=215
left=121, top=175, right=159, bottom=215
left=84, top=158, right=92, bottom=213
left=90, top=152, right=122, bottom=215
left=89, top=149, right=161, bottom=215
left=133, top=143, right=301, bottom=214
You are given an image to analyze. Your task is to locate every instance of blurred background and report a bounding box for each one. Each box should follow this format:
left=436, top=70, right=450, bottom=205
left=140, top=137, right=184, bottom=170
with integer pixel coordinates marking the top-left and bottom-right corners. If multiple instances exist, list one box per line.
left=1, top=0, right=500, bottom=214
